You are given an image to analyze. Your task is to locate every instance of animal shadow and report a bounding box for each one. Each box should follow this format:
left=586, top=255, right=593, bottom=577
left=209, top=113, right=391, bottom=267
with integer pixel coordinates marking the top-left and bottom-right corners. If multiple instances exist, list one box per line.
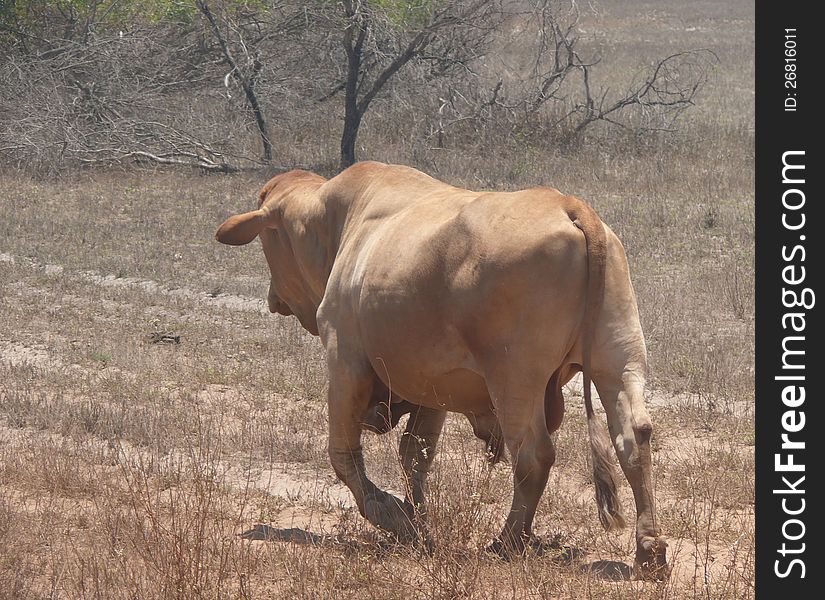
left=530, top=538, right=633, bottom=580
left=239, top=524, right=390, bottom=556
left=579, top=559, right=634, bottom=581
left=241, top=525, right=629, bottom=579
left=527, top=536, right=585, bottom=565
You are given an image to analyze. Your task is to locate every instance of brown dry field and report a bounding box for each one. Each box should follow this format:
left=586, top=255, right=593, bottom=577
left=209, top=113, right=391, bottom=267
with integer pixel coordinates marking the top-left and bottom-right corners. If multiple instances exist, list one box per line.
left=0, top=1, right=754, bottom=598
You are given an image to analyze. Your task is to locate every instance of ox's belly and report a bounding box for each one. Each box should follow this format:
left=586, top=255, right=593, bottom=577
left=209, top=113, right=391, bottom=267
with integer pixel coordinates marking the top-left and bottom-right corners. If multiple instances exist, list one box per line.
left=369, top=363, right=493, bottom=414
left=358, top=305, right=493, bottom=413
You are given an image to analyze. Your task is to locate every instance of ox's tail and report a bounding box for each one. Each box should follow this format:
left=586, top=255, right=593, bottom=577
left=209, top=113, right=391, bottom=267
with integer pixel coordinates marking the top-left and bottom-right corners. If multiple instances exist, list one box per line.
left=570, top=198, right=626, bottom=532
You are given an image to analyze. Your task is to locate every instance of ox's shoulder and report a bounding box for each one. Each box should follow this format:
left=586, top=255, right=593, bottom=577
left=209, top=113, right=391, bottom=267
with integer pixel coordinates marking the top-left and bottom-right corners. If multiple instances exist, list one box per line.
left=322, top=161, right=461, bottom=212
left=338, top=160, right=389, bottom=177
left=338, top=161, right=444, bottom=187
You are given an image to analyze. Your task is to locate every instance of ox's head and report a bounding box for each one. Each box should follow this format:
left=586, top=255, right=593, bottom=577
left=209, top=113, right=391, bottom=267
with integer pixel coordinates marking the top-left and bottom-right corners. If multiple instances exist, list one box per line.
left=215, top=170, right=327, bottom=335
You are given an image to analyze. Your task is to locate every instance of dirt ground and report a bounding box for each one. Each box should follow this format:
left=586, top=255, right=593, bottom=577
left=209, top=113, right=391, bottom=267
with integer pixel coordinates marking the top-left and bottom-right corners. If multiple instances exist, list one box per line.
left=0, top=230, right=753, bottom=598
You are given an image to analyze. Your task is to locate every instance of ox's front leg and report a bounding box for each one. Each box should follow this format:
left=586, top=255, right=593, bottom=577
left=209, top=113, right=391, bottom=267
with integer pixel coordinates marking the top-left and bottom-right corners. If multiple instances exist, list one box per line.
left=596, top=376, right=669, bottom=581
left=326, top=359, right=418, bottom=543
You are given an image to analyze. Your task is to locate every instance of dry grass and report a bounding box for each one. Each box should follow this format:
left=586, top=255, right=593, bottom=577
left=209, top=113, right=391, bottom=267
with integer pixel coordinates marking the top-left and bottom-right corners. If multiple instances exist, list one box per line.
left=0, top=0, right=753, bottom=598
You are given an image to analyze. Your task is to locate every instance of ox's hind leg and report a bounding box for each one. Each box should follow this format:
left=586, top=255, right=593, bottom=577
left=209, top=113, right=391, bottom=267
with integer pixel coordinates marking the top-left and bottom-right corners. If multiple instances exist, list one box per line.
left=595, top=375, right=669, bottom=580
left=485, top=369, right=556, bottom=556
left=400, top=405, right=446, bottom=511
left=326, top=356, right=418, bottom=543
left=399, top=405, right=446, bottom=550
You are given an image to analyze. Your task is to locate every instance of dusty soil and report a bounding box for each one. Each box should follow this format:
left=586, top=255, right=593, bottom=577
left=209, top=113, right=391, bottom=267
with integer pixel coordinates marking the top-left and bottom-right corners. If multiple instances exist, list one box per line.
left=0, top=244, right=754, bottom=598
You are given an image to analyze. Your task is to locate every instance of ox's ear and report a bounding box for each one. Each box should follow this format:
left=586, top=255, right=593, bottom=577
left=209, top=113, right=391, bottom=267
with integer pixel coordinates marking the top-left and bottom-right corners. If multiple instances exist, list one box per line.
left=215, top=209, right=272, bottom=245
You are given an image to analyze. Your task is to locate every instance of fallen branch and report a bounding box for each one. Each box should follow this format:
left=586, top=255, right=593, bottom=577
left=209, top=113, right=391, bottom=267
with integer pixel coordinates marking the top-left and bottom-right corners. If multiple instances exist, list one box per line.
left=78, top=150, right=241, bottom=173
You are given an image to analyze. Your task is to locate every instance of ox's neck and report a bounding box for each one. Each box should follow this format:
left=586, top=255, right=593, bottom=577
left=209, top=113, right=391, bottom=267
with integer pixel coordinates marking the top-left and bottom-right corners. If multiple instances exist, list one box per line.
left=288, top=177, right=371, bottom=292
left=278, top=188, right=339, bottom=311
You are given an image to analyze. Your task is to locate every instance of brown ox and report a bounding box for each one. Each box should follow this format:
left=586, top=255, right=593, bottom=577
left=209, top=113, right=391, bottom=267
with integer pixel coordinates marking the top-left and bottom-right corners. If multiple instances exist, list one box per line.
left=216, top=161, right=668, bottom=579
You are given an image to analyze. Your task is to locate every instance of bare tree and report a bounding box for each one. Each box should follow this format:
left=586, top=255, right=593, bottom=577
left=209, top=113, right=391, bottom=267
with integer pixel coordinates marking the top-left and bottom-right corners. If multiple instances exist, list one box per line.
left=0, top=21, right=255, bottom=173
left=523, top=2, right=715, bottom=136
left=569, top=50, right=715, bottom=135
left=324, top=0, right=505, bottom=169
left=0, top=1, right=308, bottom=173
left=195, top=0, right=272, bottom=164
left=431, top=1, right=716, bottom=146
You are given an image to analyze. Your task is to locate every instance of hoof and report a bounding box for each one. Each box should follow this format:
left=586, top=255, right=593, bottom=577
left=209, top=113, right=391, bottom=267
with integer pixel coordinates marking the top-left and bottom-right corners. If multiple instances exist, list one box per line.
left=634, top=536, right=670, bottom=581
left=486, top=536, right=526, bottom=560
left=418, top=530, right=435, bottom=555
left=485, top=538, right=509, bottom=559
left=363, top=492, right=419, bottom=544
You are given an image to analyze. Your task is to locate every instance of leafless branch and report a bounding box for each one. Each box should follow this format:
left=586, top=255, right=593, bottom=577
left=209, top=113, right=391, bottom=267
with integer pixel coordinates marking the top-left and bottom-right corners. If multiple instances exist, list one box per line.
left=571, top=49, right=718, bottom=135
left=76, top=149, right=240, bottom=172
left=195, top=0, right=272, bottom=163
